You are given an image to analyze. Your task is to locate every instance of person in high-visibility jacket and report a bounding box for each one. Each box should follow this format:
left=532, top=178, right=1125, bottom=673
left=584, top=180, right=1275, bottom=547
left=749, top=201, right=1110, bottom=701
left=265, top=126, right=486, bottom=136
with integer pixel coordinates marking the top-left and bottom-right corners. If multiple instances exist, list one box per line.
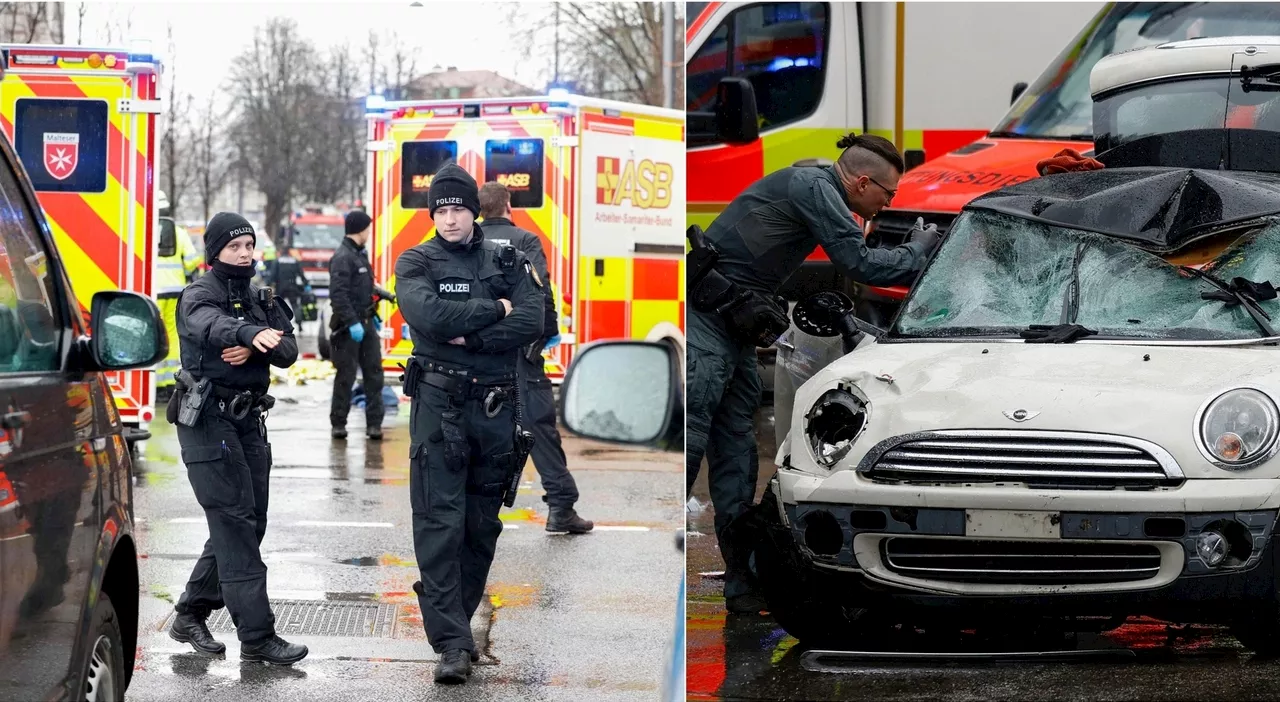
left=156, top=218, right=201, bottom=400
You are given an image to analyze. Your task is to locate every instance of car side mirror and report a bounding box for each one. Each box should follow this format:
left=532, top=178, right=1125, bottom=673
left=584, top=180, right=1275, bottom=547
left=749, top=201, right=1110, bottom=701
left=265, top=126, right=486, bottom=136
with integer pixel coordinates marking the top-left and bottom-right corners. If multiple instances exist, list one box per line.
left=715, top=77, right=759, bottom=145
left=560, top=340, right=681, bottom=449
left=158, top=216, right=177, bottom=258
left=793, top=291, right=883, bottom=352
left=1012, top=81, right=1028, bottom=105
left=90, top=291, right=167, bottom=370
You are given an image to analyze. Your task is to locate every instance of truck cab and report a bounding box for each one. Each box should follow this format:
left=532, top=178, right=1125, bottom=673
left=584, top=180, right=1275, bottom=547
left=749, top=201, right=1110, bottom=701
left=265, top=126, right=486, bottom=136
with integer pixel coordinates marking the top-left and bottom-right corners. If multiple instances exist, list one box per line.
left=287, top=205, right=346, bottom=290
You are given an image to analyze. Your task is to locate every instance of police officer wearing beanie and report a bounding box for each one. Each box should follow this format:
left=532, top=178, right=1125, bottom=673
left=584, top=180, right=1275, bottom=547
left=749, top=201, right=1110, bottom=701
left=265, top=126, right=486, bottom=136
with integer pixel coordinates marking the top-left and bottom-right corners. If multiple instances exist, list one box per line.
left=167, top=212, right=309, bottom=665
left=478, top=181, right=593, bottom=534
left=394, top=163, right=543, bottom=684
left=328, top=209, right=386, bottom=440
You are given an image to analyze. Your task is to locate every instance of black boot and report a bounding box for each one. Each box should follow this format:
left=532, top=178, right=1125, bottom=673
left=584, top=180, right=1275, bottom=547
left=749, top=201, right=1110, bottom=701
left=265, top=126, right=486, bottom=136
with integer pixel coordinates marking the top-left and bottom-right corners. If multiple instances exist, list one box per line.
left=366, top=426, right=382, bottom=440
left=169, top=612, right=226, bottom=655
left=240, top=635, right=309, bottom=665
left=546, top=507, right=594, bottom=534
left=332, top=427, right=347, bottom=440
left=434, top=649, right=472, bottom=684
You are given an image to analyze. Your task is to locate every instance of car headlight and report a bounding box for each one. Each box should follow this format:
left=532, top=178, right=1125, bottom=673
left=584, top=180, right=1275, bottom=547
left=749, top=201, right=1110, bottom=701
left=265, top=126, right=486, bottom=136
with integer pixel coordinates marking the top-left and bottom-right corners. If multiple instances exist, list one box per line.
left=1196, top=388, right=1280, bottom=469
left=804, top=383, right=870, bottom=468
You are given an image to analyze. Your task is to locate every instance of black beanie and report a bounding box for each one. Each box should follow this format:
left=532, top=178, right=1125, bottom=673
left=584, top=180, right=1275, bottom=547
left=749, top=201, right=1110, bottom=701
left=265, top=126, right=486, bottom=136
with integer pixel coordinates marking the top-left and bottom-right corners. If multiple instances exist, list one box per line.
left=345, top=210, right=372, bottom=235
left=204, top=212, right=256, bottom=262
left=428, top=163, right=480, bottom=217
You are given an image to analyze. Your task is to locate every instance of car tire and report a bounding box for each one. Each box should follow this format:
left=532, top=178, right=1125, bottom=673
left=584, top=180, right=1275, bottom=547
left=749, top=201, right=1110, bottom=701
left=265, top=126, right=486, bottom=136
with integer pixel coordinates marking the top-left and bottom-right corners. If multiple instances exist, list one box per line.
left=750, top=487, right=889, bottom=647
left=318, top=324, right=330, bottom=361
left=80, top=593, right=126, bottom=702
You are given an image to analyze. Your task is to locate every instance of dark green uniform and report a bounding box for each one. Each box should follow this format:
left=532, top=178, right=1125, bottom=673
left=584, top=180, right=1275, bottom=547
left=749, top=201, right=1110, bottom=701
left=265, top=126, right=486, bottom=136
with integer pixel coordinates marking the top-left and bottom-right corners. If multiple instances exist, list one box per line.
left=688, top=165, right=928, bottom=602
left=394, top=222, right=543, bottom=655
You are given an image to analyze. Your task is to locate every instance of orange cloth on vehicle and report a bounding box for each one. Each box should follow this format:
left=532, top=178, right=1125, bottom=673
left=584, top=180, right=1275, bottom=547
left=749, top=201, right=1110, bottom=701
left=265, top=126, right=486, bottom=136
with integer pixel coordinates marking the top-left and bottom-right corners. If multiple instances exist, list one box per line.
left=1036, top=148, right=1105, bottom=176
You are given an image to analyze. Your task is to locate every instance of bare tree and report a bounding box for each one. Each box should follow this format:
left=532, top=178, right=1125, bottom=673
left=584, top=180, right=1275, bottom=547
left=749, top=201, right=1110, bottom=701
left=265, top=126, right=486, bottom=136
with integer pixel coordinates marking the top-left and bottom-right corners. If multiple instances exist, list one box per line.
left=189, top=93, right=233, bottom=222
left=76, top=2, right=85, bottom=45
left=361, top=30, right=418, bottom=100
left=299, top=44, right=364, bottom=204
left=0, top=2, right=63, bottom=43
left=228, top=18, right=322, bottom=246
left=159, top=24, right=196, bottom=215
left=506, top=2, right=684, bottom=106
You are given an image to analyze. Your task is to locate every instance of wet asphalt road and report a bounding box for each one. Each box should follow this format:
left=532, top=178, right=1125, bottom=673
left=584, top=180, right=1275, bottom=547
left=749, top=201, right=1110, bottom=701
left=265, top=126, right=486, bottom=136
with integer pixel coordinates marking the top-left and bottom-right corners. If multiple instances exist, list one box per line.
left=686, top=404, right=1280, bottom=702
left=125, top=319, right=683, bottom=701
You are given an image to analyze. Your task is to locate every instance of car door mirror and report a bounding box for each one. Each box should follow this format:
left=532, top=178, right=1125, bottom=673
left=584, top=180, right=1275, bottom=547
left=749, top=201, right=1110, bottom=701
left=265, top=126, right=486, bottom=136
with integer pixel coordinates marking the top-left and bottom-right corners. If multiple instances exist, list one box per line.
left=158, top=216, right=177, bottom=258
left=1012, top=81, right=1028, bottom=105
left=688, top=77, right=760, bottom=147
left=90, top=291, right=167, bottom=370
left=560, top=340, right=680, bottom=448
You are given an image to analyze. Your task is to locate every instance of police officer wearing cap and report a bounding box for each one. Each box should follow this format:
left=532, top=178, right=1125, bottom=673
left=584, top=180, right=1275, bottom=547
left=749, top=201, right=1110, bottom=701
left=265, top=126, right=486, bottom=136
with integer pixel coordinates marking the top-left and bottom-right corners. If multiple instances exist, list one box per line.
left=166, top=212, right=309, bottom=665
left=477, top=182, right=593, bottom=534
left=394, top=163, right=543, bottom=684
left=328, top=209, right=386, bottom=440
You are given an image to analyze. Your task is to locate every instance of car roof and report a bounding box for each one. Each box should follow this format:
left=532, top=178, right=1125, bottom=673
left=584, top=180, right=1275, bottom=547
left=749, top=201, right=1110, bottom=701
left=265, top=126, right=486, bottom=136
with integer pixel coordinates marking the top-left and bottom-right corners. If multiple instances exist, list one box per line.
left=1091, top=36, right=1280, bottom=98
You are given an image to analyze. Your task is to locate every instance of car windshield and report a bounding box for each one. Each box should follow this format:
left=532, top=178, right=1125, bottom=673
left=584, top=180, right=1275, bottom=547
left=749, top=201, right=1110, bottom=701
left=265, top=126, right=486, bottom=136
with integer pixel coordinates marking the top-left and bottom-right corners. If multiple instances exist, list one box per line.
left=292, top=223, right=344, bottom=249
left=892, top=210, right=1280, bottom=341
left=993, top=2, right=1280, bottom=139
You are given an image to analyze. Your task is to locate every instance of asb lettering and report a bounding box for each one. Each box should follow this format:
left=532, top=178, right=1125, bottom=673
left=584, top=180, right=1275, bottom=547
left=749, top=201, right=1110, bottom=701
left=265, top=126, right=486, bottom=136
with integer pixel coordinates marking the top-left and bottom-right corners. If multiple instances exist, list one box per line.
left=412, top=174, right=434, bottom=191
left=596, top=156, right=673, bottom=209
left=496, top=172, right=531, bottom=190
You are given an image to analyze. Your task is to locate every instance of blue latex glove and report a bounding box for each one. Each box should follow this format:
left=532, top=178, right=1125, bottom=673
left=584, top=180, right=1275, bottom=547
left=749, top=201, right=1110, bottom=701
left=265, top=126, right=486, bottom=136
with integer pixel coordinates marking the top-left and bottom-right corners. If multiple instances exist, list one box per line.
left=349, top=322, right=365, bottom=343
left=544, top=333, right=561, bottom=351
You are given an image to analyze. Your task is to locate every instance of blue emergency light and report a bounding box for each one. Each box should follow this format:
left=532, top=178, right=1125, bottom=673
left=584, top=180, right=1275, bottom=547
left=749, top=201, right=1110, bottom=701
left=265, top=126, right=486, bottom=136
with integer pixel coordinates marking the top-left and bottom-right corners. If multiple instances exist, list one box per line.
left=366, top=94, right=387, bottom=111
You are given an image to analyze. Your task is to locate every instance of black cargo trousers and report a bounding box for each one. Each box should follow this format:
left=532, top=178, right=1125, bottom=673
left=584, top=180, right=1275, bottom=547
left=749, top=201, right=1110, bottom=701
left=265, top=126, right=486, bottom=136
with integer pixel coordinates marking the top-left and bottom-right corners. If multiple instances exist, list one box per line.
left=519, top=355, right=578, bottom=509
left=173, top=397, right=276, bottom=643
left=330, top=318, right=386, bottom=431
left=409, top=369, right=516, bottom=655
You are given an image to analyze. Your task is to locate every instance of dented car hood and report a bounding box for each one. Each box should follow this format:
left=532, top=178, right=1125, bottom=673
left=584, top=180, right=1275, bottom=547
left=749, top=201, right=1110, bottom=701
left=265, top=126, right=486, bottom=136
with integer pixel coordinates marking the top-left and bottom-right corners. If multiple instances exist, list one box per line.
left=784, top=339, right=1280, bottom=481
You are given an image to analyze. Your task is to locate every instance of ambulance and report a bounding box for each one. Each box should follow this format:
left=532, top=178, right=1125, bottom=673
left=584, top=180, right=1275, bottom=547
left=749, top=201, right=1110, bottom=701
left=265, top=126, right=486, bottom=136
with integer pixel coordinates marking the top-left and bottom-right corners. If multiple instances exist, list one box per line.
left=0, top=43, right=162, bottom=433
left=687, top=2, right=1280, bottom=321
left=364, top=93, right=685, bottom=380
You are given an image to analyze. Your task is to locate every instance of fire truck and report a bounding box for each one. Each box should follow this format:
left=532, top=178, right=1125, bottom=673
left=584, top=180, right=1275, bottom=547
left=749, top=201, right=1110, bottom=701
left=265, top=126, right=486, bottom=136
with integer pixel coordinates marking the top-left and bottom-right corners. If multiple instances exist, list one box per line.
left=287, top=204, right=347, bottom=291
left=0, top=43, right=162, bottom=433
left=364, top=92, right=685, bottom=380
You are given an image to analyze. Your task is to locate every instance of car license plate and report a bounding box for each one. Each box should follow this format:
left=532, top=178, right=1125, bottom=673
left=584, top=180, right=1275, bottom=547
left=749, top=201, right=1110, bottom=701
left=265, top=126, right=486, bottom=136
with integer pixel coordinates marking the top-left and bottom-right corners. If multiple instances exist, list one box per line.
left=965, top=509, right=1060, bottom=539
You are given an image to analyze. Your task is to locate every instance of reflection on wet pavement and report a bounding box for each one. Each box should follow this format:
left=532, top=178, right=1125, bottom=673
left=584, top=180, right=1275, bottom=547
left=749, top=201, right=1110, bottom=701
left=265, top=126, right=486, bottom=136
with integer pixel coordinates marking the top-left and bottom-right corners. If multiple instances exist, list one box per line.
left=687, top=404, right=1280, bottom=701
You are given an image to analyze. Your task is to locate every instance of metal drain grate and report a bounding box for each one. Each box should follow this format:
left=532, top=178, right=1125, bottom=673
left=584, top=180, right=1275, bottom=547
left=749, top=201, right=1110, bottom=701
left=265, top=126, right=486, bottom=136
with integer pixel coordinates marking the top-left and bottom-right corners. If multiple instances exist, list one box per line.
left=169, top=599, right=399, bottom=638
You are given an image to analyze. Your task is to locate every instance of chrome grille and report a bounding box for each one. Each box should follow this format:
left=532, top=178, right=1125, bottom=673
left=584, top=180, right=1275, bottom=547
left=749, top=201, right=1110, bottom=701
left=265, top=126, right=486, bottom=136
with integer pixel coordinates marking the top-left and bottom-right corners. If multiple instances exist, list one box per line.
left=882, top=537, right=1163, bottom=584
left=862, top=430, right=1183, bottom=488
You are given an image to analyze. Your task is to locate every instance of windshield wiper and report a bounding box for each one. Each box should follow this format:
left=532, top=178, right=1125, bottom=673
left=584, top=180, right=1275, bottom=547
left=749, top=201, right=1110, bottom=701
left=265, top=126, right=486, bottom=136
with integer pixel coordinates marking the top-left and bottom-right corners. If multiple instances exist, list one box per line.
left=1182, top=266, right=1278, bottom=337
left=1020, top=323, right=1099, bottom=343
left=1059, top=242, right=1087, bottom=325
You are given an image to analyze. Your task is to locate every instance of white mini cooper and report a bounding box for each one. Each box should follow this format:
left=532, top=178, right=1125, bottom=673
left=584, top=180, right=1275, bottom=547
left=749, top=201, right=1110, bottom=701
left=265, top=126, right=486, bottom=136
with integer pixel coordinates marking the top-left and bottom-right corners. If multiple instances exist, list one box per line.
left=755, top=37, right=1280, bottom=652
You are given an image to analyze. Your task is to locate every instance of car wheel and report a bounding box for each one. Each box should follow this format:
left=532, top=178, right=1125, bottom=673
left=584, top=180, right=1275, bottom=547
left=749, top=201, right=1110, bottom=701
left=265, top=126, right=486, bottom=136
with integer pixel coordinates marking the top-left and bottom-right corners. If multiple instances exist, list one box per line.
left=318, top=325, right=330, bottom=361
left=750, top=488, right=889, bottom=647
left=80, top=593, right=125, bottom=702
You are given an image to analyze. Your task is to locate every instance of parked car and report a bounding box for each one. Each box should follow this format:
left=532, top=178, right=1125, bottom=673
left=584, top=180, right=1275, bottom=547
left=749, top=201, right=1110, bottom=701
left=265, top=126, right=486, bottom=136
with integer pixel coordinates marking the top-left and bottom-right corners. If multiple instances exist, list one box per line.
left=557, top=326, right=685, bottom=700
left=755, top=37, right=1280, bottom=653
left=0, top=114, right=166, bottom=699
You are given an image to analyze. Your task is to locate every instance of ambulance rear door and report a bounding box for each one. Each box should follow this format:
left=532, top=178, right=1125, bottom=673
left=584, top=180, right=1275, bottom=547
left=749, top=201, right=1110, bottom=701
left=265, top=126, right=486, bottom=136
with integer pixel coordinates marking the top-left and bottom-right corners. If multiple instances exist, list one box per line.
left=0, top=45, right=160, bottom=427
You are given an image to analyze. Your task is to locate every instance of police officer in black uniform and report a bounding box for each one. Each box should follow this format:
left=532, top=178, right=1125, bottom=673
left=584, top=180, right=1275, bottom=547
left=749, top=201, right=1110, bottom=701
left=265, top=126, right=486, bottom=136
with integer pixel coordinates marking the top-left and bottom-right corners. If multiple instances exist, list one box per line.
left=477, top=181, right=592, bottom=534
left=272, top=237, right=311, bottom=324
left=166, top=212, right=309, bottom=665
left=394, top=164, right=543, bottom=684
left=327, top=210, right=385, bottom=440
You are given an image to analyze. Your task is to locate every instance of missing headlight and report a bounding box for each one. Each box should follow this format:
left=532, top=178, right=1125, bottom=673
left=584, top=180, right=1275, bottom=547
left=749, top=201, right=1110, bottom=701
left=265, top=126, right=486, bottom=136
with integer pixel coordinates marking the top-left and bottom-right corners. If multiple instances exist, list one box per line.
left=805, top=384, right=870, bottom=467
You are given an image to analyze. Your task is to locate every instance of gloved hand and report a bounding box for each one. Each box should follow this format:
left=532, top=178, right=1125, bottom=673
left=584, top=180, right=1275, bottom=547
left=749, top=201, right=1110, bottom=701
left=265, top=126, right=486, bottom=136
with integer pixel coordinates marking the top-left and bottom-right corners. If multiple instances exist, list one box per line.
left=1036, top=148, right=1104, bottom=176
left=908, top=216, right=941, bottom=252
left=544, top=334, right=561, bottom=351
left=349, top=322, right=365, bottom=343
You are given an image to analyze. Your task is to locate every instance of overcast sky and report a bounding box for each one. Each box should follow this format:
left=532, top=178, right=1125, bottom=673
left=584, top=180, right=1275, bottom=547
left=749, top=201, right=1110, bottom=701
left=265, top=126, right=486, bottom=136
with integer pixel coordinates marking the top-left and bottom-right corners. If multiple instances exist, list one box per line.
left=68, top=0, right=549, bottom=108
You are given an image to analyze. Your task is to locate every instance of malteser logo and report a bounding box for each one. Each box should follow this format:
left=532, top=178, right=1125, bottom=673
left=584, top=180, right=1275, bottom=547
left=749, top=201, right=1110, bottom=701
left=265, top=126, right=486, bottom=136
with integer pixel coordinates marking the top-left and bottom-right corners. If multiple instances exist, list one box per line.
left=595, top=156, right=672, bottom=209
left=440, top=283, right=470, bottom=294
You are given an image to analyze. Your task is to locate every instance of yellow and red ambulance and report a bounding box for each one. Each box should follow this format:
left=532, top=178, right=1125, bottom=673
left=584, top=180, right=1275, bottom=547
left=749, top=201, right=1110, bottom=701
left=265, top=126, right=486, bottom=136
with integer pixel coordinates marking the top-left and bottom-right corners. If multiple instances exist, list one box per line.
left=364, top=92, right=685, bottom=380
left=0, top=43, right=162, bottom=430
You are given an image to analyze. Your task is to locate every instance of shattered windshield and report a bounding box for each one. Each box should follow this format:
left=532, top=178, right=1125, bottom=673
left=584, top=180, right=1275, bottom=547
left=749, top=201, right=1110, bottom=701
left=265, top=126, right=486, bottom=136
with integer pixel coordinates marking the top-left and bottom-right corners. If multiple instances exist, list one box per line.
left=993, top=2, right=1280, bottom=139
left=893, top=210, right=1280, bottom=341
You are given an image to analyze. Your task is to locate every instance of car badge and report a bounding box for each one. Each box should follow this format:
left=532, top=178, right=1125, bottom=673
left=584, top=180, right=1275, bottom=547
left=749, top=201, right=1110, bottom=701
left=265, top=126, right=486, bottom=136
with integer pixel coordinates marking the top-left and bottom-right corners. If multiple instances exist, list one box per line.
left=1003, top=409, right=1039, bottom=423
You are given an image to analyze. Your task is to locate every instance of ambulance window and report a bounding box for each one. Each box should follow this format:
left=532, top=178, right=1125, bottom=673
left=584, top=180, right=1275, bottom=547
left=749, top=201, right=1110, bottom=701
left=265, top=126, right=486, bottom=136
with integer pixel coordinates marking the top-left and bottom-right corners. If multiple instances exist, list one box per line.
left=13, top=98, right=109, bottom=194
left=401, top=141, right=459, bottom=209
left=0, top=162, right=62, bottom=372
left=687, top=2, right=828, bottom=133
left=484, top=139, right=543, bottom=209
